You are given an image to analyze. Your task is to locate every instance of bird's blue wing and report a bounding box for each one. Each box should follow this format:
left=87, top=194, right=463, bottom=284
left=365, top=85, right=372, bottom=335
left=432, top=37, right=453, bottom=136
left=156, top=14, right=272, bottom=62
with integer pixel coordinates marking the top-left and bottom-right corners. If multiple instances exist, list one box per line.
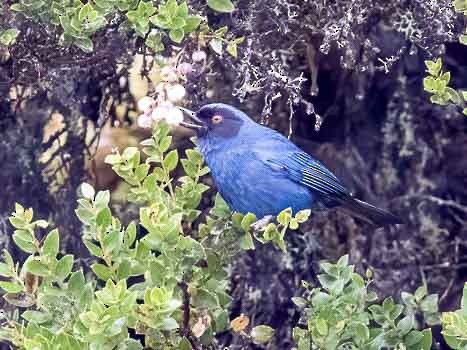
left=266, top=150, right=350, bottom=201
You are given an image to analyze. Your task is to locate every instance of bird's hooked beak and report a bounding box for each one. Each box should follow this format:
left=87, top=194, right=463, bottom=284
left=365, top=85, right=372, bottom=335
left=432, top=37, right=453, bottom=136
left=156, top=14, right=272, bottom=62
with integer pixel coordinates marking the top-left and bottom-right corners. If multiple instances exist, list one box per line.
left=178, top=107, right=207, bottom=134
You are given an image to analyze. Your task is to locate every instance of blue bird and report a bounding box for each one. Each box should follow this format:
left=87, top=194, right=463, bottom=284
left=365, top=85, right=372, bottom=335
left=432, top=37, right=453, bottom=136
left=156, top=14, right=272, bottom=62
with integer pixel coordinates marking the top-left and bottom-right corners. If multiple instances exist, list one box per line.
left=179, top=103, right=401, bottom=227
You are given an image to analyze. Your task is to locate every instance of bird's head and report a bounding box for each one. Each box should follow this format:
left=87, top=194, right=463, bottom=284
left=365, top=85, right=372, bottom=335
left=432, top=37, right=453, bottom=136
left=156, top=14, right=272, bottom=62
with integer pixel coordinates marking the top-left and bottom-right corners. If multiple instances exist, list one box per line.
left=178, top=103, right=254, bottom=139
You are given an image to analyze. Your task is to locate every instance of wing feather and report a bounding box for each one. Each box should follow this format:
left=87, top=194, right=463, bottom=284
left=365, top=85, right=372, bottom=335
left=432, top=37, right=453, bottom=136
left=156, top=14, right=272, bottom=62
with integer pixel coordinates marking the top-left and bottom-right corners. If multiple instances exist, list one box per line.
left=268, top=151, right=350, bottom=200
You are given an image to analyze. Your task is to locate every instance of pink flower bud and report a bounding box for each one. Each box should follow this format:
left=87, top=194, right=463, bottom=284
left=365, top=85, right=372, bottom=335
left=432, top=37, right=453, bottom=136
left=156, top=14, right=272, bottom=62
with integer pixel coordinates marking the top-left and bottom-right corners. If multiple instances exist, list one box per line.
left=177, top=62, right=194, bottom=75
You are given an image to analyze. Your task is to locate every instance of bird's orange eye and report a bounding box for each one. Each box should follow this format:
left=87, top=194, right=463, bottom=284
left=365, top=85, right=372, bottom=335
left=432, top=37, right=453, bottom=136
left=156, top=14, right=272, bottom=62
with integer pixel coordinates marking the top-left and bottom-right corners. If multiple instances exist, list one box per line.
left=211, top=115, right=223, bottom=124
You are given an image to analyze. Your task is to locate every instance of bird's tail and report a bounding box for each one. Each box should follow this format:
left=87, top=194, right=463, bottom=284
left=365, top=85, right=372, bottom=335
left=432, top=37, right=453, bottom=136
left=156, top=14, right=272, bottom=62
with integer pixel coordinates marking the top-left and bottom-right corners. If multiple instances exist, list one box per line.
left=341, top=198, right=402, bottom=227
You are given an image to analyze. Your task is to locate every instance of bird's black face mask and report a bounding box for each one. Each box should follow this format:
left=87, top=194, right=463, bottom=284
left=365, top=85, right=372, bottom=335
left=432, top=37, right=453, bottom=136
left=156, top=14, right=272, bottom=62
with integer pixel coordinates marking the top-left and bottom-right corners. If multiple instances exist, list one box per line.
left=178, top=104, right=244, bottom=139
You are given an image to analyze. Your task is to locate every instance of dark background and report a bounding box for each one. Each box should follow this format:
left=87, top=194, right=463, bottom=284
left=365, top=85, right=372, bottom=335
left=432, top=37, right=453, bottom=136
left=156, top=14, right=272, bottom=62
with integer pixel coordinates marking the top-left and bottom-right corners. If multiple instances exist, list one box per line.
left=1, top=0, right=466, bottom=348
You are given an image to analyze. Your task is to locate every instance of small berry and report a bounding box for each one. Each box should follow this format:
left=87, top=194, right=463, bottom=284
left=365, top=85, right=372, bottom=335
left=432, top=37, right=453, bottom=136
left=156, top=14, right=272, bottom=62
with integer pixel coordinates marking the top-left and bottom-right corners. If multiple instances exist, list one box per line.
left=137, top=114, right=153, bottom=129
left=160, top=66, right=178, bottom=82
left=192, top=50, right=207, bottom=62
left=151, top=102, right=174, bottom=121
left=137, top=96, right=155, bottom=113
left=166, top=84, right=186, bottom=103
left=177, top=62, right=194, bottom=75
left=164, top=108, right=184, bottom=126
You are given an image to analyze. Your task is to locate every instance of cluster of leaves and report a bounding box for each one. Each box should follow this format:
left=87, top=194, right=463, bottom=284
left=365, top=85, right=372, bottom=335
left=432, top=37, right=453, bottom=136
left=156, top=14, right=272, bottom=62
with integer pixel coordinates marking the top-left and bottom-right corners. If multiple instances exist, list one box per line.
left=453, top=0, right=467, bottom=43
left=7, top=0, right=237, bottom=53
left=423, top=58, right=467, bottom=115
left=201, top=25, right=245, bottom=58
left=441, top=283, right=467, bottom=349
left=0, top=28, right=19, bottom=46
left=292, top=256, right=437, bottom=350
left=423, top=0, right=467, bottom=116
left=292, top=256, right=467, bottom=350
left=1, top=123, right=313, bottom=349
left=199, top=195, right=310, bottom=253
left=127, top=0, right=203, bottom=46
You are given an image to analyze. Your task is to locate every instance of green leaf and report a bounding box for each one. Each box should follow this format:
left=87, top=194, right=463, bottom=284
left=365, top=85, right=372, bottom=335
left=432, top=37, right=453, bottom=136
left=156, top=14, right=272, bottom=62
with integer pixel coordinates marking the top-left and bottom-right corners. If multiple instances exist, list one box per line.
left=226, top=41, right=238, bottom=58
left=425, top=58, right=442, bottom=76
left=161, top=317, right=179, bottom=330
left=124, top=222, right=137, bottom=248
left=74, top=37, right=94, bottom=52
left=165, top=0, right=178, bottom=16
left=209, top=38, right=223, bottom=55
left=179, top=337, right=192, bottom=350
left=0, top=281, right=23, bottom=293
left=42, top=229, right=59, bottom=257
left=289, top=218, right=298, bottom=230
left=176, top=1, right=189, bottom=17
left=239, top=232, right=255, bottom=250
left=117, top=259, right=131, bottom=280
left=13, top=233, right=36, bottom=253
left=337, top=254, right=349, bottom=267
left=22, top=310, right=51, bottom=324
left=169, top=28, right=184, bottom=43
left=25, top=259, right=50, bottom=277
left=397, top=315, right=415, bottom=336
left=251, top=325, right=274, bottom=344
left=83, top=239, right=103, bottom=257
left=68, top=270, right=86, bottom=297
left=241, top=213, right=257, bottom=232
left=91, top=263, right=113, bottom=281
left=105, top=154, right=121, bottom=165
left=461, top=282, right=467, bottom=310
left=79, top=3, right=92, bottom=22
left=315, top=318, right=328, bottom=336
left=0, top=28, right=19, bottom=46
left=150, top=14, right=171, bottom=29
left=291, top=297, right=307, bottom=308
left=55, top=254, right=73, bottom=278
left=353, top=322, right=370, bottom=342
left=164, top=149, right=179, bottom=171
left=75, top=208, right=94, bottom=225
left=277, top=207, right=292, bottom=226
left=171, top=17, right=187, bottom=29
left=103, top=229, right=123, bottom=254
left=79, top=283, right=94, bottom=309
left=184, top=15, right=202, bottom=32
left=95, top=190, right=110, bottom=209
left=295, top=209, right=311, bottom=223
left=80, top=182, right=95, bottom=199
left=3, top=250, right=14, bottom=270
left=420, top=294, right=439, bottom=314
left=0, top=262, right=11, bottom=277
left=207, top=0, right=235, bottom=13
left=135, top=164, right=150, bottom=181
left=419, top=329, right=432, bottom=350
left=96, top=207, right=112, bottom=228
left=405, top=330, right=424, bottom=346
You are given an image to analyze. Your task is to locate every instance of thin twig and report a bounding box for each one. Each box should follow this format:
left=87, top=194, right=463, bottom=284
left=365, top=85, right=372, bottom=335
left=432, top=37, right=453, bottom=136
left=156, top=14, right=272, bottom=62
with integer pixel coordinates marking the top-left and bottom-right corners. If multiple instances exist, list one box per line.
left=179, top=281, right=200, bottom=350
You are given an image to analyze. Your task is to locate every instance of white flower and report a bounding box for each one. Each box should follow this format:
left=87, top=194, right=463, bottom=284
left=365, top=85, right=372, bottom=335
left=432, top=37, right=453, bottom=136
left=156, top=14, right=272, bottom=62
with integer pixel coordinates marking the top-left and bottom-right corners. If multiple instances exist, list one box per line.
left=164, top=108, right=184, bottom=126
left=166, top=84, right=186, bottom=103
left=151, top=101, right=174, bottom=121
left=160, top=66, right=178, bottom=82
left=137, top=96, right=155, bottom=113
left=137, top=114, right=153, bottom=129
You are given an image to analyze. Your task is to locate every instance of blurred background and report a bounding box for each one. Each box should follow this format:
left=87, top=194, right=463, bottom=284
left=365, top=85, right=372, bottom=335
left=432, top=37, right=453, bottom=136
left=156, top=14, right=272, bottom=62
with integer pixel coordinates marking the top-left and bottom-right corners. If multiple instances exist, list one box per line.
left=0, top=0, right=466, bottom=348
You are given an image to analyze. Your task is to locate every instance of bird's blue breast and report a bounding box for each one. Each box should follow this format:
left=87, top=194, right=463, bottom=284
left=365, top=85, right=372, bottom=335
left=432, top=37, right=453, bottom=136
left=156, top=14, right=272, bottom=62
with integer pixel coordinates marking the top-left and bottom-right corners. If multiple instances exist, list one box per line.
left=198, top=126, right=315, bottom=218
